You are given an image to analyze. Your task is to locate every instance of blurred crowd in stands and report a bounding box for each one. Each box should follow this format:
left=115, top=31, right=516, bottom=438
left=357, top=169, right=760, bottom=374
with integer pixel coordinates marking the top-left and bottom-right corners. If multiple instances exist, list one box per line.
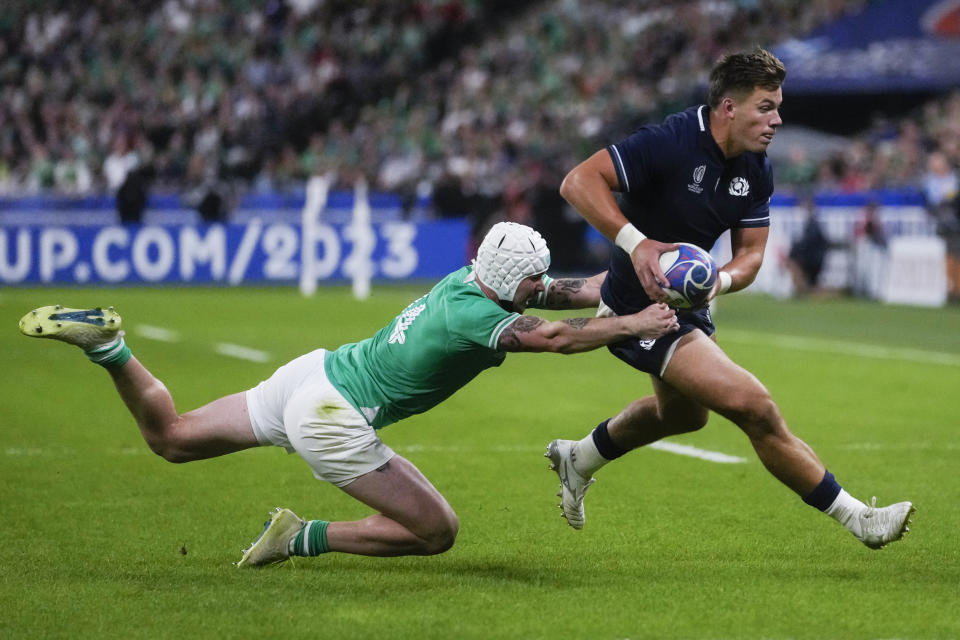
left=1, top=0, right=958, bottom=245
left=778, top=93, right=960, bottom=234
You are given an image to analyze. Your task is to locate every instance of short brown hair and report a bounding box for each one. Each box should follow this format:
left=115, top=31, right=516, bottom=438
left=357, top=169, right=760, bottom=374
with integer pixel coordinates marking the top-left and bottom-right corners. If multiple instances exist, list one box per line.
left=708, top=47, right=786, bottom=108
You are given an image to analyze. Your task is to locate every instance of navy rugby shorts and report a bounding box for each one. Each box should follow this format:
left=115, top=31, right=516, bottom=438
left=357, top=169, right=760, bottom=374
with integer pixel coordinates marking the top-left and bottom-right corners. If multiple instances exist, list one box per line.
left=603, top=303, right=715, bottom=378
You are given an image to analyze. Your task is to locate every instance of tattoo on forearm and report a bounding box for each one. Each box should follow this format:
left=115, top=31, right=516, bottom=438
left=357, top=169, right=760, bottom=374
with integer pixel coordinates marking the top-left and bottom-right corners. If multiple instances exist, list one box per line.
left=512, top=315, right=545, bottom=333
left=498, top=315, right=545, bottom=350
left=546, top=278, right=586, bottom=308
left=561, top=317, right=590, bottom=330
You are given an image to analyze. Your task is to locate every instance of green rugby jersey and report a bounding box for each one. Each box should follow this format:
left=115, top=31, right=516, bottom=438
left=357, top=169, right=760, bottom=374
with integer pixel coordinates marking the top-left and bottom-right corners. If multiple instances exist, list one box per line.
left=324, top=266, right=520, bottom=429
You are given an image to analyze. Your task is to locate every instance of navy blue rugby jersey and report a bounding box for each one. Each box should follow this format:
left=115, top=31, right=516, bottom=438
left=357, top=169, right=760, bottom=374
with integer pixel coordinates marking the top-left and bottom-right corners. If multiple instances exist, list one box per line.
left=603, top=104, right=773, bottom=314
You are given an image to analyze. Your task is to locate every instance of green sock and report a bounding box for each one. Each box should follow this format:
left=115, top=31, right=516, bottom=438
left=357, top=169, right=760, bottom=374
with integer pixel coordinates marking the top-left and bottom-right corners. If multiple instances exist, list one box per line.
left=289, top=520, right=330, bottom=556
left=84, top=336, right=132, bottom=369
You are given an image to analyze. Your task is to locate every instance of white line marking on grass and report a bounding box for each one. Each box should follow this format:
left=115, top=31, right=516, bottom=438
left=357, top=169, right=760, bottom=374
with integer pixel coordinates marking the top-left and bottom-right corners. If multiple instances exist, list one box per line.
left=134, top=324, right=181, bottom=342
left=214, top=342, right=271, bottom=363
left=397, top=442, right=747, bottom=464
left=648, top=441, right=748, bottom=464
left=721, top=329, right=960, bottom=367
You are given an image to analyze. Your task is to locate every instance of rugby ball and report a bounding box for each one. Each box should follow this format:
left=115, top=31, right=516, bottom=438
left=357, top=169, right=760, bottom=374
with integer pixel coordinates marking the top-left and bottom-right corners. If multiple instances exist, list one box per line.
left=657, top=243, right=718, bottom=309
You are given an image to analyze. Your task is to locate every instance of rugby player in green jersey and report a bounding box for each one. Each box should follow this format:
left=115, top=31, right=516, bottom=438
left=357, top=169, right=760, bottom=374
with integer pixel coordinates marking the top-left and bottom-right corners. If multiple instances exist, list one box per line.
left=18, top=221, right=679, bottom=566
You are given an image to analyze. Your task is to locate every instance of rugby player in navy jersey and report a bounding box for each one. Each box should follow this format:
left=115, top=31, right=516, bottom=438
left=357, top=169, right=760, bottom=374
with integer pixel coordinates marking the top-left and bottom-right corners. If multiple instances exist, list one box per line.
left=545, top=48, right=914, bottom=549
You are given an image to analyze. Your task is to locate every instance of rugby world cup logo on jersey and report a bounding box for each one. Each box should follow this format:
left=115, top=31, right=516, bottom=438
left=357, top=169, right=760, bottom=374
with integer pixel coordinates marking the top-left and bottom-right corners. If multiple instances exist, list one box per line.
left=729, top=177, right=750, bottom=196
left=688, top=165, right=706, bottom=194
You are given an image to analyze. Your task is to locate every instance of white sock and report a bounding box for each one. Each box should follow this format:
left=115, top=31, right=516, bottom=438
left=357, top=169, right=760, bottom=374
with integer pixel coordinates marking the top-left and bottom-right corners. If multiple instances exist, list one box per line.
left=824, top=489, right=866, bottom=529
left=572, top=433, right=609, bottom=477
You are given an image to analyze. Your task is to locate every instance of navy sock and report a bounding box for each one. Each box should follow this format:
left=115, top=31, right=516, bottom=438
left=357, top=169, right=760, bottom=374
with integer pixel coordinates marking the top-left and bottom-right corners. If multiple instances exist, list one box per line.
left=802, top=470, right=842, bottom=511
left=591, top=419, right=628, bottom=461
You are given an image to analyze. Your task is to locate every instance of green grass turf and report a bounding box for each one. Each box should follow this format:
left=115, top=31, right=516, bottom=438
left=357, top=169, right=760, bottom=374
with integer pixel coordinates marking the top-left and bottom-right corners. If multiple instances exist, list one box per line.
left=1, top=286, right=958, bottom=639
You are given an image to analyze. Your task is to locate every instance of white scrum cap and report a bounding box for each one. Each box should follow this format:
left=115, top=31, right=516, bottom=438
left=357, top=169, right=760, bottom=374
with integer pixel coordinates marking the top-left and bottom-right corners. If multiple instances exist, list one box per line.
left=473, top=221, right=551, bottom=301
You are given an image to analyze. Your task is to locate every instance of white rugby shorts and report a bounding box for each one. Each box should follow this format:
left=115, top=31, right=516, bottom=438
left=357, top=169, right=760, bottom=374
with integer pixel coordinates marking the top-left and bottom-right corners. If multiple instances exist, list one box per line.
left=245, top=348, right=395, bottom=487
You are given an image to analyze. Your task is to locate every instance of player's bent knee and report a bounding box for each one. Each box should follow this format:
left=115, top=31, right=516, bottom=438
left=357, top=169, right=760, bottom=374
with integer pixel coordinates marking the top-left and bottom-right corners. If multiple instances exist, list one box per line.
left=147, top=440, right=195, bottom=464
left=726, top=392, right=782, bottom=438
left=143, top=422, right=203, bottom=463
left=422, top=526, right=458, bottom=555
left=419, top=510, right=459, bottom=555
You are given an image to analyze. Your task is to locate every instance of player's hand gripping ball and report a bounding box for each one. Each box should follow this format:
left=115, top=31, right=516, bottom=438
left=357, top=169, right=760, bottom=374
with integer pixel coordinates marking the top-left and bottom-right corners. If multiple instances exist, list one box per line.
left=657, top=243, right=718, bottom=309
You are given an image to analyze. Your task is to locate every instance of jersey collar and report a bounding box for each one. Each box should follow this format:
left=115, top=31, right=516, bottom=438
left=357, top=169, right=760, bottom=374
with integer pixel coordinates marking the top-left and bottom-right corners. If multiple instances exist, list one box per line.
left=695, top=105, right=725, bottom=161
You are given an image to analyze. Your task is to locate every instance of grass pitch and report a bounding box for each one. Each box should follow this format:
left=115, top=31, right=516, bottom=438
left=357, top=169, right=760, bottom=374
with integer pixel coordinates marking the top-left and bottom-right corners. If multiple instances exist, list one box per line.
left=1, top=286, right=958, bottom=639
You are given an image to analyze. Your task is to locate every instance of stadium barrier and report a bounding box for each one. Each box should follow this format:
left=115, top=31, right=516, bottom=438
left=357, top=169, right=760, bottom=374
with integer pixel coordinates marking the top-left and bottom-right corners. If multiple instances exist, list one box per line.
left=0, top=192, right=948, bottom=306
left=710, top=199, right=945, bottom=306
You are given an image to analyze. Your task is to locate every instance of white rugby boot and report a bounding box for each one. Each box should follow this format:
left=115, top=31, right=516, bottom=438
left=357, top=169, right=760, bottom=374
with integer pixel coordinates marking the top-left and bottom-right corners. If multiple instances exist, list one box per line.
left=545, top=439, right=595, bottom=530
left=236, top=508, right=305, bottom=567
left=18, top=305, right=122, bottom=350
left=849, top=497, right=915, bottom=549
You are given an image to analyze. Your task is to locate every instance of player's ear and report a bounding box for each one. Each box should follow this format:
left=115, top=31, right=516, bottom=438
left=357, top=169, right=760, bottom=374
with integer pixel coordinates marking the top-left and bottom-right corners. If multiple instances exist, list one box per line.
left=720, top=96, right=737, bottom=119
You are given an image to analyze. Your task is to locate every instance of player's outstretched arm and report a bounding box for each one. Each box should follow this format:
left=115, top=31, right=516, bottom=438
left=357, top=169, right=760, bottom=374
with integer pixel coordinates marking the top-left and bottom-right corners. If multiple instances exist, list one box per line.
left=536, top=272, right=606, bottom=310
left=497, top=304, right=678, bottom=354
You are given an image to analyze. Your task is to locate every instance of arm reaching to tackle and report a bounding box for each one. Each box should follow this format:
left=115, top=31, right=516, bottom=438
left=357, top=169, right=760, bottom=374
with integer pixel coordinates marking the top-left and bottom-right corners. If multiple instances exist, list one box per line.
left=496, top=304, right=678, bottom=354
